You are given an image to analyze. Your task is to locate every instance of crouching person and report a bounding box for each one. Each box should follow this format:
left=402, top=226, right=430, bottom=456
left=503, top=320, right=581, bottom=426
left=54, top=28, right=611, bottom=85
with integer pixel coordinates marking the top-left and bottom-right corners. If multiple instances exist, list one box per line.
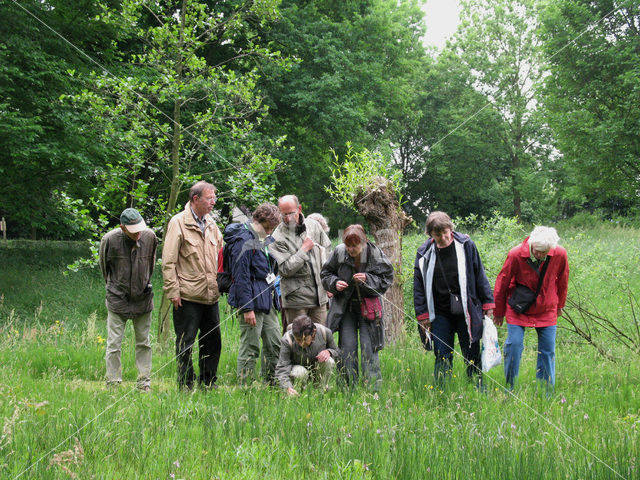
left=275, top=315, right=340, bottom=396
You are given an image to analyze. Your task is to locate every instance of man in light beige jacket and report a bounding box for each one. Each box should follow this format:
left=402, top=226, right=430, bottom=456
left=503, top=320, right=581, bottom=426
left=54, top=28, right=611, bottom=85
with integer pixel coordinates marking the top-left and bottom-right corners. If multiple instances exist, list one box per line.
left=162, top=181, right=223, bottom=390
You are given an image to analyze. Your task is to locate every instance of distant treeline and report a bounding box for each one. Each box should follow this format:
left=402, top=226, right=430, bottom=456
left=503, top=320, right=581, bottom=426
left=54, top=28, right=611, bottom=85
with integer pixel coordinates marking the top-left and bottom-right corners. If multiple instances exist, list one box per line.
left=1, top=0, right=638, bottom=239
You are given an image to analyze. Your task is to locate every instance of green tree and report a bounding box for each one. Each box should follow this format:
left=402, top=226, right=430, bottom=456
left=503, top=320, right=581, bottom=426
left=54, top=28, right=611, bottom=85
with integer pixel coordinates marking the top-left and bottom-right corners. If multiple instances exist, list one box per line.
left=327, top=145, right=412, bottom=341
left=0, top=0, right=119, bottom=239
left=388, top=50, right=512, bottom=225
left=71, top=0, right=285, bottom=235
left=258, top=0, right=429, bottom=229
left=539, top=0, right=640, bottom=217
left=448, top=0, right=553, bottom=220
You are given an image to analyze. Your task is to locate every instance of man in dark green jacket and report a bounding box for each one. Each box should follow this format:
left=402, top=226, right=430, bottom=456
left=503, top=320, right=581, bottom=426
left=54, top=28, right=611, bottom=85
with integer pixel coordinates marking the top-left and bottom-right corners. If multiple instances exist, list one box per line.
left=99, top=208, right=157, bottom=391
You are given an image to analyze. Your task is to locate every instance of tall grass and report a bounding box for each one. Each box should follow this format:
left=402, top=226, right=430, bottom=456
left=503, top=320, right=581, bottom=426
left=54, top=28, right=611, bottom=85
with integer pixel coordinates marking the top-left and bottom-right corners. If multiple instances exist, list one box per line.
left=1, top=230, right=639, bottom=479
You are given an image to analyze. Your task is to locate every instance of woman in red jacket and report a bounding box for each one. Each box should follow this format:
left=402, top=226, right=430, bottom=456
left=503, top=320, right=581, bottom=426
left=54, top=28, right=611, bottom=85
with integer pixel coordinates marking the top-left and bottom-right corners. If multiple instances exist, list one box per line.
left=493, top=226, right=569, bottom=390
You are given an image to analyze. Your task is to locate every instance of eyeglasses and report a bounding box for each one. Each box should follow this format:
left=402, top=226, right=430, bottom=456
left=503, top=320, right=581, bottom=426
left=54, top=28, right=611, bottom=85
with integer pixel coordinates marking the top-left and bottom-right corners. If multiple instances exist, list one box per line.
left=281, top=211, right=297, bottom=218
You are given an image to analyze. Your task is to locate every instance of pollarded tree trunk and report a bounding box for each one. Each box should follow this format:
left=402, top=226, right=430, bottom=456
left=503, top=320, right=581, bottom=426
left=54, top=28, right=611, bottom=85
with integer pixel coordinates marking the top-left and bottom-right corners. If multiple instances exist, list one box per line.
left=354, top=177, right=412, bottom=343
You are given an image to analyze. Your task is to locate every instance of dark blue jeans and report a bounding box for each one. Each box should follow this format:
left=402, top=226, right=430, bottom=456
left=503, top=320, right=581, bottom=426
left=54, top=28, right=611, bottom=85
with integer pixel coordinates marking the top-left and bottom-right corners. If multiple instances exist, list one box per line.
left=430, top=314, right=481, bottom=385
left=173, top=300, right=221, bottom=389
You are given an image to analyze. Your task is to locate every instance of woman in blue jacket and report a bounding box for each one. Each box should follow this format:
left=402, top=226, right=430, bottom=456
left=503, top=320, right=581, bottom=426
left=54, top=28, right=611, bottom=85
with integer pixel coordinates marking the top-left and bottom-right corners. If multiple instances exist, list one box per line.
left=224, top=203, right=281, bottom=385
left=413, top=211, right=494, bottom=385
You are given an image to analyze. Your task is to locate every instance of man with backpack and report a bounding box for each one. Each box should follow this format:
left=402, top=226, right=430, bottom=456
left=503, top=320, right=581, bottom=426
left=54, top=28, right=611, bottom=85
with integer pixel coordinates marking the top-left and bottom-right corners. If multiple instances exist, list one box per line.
left=223, top=203, right=282, bottom=385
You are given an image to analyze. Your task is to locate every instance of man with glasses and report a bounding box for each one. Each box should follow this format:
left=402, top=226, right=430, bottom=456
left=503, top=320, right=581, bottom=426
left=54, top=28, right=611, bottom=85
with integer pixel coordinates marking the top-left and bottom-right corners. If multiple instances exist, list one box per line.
left=162, top=181, right=224, bottom=390
left=270, top=195, right=331, bottom=329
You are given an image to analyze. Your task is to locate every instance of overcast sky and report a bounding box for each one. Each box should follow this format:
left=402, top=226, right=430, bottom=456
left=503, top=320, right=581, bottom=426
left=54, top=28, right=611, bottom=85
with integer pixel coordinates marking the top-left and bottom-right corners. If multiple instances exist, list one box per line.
left=421, top=0, right=462, bottom=51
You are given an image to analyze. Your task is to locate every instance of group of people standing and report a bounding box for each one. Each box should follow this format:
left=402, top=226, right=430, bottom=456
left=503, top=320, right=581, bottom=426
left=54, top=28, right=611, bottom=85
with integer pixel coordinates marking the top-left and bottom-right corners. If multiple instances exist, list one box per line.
left=99, top=181, right=394, bottom=394
left=99, top=180, right=568, bottom=395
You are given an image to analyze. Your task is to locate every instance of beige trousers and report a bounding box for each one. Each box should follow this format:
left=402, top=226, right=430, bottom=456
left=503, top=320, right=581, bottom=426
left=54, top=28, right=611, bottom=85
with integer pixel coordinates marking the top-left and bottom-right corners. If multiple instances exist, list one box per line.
left=106, top=310, right=152, bottom=388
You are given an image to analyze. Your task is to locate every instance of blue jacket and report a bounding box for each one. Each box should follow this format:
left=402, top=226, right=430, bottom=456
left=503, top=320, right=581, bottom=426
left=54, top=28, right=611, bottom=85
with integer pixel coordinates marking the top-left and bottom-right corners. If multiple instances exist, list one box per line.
left=224, top=222, right=278, bottom=313
left=413, top=231, right=495, bottom=345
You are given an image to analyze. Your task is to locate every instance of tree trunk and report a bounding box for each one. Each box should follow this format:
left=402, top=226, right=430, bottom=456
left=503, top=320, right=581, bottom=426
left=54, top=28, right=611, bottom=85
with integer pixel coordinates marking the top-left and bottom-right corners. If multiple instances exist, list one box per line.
left=158, top=0, right=187, bottom=343
left=353, top=177, right=412, bottom=343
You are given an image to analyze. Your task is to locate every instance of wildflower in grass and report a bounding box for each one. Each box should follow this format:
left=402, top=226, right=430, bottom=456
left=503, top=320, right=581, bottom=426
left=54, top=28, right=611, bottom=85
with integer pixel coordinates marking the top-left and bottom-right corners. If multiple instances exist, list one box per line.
left=511, top=423, right=516, bottom=430
left=584, top=414, right=589, bottom=420
left=376, top=429, right=382, bottom=434
left=170, top=474, right=175, bottom=479
left=560, top=395, right=567, bottom=404
left=173, top=460, right=180, bottom=468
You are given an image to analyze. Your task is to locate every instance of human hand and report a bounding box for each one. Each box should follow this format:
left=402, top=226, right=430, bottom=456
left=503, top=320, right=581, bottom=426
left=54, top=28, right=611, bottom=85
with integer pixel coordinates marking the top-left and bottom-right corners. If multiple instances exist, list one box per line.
left=418, top=318, right=431, bottom=333
left=327, top=291, right=333, bottom=298
left=493, top=316, right=504, bottom=327
left=557, top=307, right=563, bottom=317
left=352, top=273, right=366, bottom=284
left=243, top=311, right=257, bottom=327
left=316, top=350, right=331, bottom=363
left=170, top=297, right=182, bottom=308
left=336, top=280, right=349, bottom=291
left=287, top=387, right=299, bottom=397
left=484, top=308, right=494, bottom=319
left=301, top=237, right=314, bottom=252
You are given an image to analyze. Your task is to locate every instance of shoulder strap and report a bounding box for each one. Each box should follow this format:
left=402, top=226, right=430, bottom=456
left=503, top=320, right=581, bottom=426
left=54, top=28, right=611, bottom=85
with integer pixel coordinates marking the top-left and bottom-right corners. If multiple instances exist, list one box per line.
left=533, top=259, right=550, bottom=298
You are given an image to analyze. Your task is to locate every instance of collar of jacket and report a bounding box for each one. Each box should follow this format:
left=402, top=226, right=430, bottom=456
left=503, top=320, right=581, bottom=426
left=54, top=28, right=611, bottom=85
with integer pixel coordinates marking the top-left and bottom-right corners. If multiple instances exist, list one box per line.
left=183, top=202, right=212, bottom=230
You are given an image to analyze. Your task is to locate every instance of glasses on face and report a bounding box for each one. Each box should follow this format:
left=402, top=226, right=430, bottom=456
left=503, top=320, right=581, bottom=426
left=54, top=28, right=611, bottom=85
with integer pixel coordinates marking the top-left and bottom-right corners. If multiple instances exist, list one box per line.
left=281, top=211, right=297, bottom=219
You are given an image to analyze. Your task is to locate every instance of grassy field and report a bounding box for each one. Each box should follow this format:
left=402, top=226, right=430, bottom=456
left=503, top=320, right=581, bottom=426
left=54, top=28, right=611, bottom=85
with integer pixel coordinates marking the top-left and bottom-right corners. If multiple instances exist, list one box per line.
left=0, top=223, right=639, bottom=479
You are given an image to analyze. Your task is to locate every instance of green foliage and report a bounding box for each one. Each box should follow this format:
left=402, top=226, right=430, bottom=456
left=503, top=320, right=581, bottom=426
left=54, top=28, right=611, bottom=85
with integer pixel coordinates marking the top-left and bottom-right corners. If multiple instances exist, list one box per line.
left=258, top=0, right=429, bottom=229
left=538, top=0, right=640, bottom=217
left=447, top=0, right=554, bottom=222
left=0, top=0, right=117, bottom=239
left=325, top=144, right=403, bottom=211
left=67, top=0, right=287, bottom=240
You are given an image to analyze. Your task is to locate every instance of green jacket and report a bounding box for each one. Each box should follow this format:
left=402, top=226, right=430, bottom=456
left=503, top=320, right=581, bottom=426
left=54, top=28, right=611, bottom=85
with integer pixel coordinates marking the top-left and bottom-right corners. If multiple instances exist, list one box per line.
left=99, top=228, right=157, bottom=317
left=270, top=216, right=331, bottom=309
left=275, top=323, right=340, bottom=390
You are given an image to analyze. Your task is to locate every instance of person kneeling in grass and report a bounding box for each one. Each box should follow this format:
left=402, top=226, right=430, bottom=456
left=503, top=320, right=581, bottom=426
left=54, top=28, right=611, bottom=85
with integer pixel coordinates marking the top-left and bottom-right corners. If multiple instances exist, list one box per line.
left=275, top=315, right=340, bottom=396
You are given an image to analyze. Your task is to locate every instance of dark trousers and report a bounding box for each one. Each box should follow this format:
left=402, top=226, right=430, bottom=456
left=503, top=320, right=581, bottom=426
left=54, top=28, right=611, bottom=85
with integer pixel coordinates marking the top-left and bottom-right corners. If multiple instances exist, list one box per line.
left=173, top=300, right=222, bottom=389
left=431, top=314, right=481, bottom=385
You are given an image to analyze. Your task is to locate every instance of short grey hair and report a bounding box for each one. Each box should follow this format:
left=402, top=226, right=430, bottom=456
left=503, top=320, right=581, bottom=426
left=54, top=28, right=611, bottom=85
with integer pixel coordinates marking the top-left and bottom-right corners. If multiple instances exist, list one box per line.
left=189, top=181, right=216, bottom=201
left=529, top=226, right=560, bottom=251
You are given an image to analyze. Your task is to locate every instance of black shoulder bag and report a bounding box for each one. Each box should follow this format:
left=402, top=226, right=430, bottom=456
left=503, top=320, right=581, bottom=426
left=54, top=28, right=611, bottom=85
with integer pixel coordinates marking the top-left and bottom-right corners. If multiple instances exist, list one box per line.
left=507, top=259, right=550, bottom=314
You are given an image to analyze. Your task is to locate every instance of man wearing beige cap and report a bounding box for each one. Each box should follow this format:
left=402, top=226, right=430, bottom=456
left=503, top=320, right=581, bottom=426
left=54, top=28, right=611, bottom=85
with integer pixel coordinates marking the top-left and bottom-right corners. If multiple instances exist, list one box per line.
left=99, top=208, right=158, bottom=391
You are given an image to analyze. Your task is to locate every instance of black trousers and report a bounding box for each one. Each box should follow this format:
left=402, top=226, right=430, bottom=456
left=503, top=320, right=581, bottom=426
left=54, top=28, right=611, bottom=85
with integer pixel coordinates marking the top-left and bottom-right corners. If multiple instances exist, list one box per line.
left=173, top=300, right=222, bottom=389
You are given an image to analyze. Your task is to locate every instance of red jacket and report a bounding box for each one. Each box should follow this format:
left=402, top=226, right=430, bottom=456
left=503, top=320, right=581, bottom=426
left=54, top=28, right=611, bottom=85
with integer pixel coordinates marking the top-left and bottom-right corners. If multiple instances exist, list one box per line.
left=494, top=237, right=569, bottom=327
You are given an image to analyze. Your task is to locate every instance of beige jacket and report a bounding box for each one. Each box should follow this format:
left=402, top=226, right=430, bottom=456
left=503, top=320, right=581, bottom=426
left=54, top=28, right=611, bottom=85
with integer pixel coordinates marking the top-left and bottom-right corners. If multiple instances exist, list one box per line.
left=162, top=203, right=223, bottom=305
left=270, top=216, right=331, bottom=309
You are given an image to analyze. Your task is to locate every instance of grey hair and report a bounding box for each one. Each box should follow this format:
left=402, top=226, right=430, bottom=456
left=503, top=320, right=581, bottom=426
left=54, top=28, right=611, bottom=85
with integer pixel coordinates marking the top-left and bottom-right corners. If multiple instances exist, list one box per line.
left=529, top=226, right=560, bottom=251
left=307, top=213, right=329, bottom=233
left=189, top=181, right=216, bottom=201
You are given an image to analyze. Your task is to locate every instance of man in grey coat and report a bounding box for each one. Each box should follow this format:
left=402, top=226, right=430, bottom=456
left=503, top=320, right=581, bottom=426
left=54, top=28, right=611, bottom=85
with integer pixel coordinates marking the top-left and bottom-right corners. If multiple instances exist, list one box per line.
left=275, top=315, right=340, bottom=396
left=99, top=208, right=157, bottom=391
left=270, top=195, right=331, bottom=327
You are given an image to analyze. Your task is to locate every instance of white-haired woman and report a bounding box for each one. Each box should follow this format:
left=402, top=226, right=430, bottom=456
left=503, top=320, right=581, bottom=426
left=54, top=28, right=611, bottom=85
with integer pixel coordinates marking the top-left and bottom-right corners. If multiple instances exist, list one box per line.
left=493, top=226, right=569, bottom=390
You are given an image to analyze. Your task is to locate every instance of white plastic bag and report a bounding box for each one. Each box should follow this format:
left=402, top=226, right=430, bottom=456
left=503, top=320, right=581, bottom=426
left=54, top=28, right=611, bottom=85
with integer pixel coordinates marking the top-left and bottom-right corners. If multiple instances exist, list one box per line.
left=481, top=315, right=502, bottom=373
